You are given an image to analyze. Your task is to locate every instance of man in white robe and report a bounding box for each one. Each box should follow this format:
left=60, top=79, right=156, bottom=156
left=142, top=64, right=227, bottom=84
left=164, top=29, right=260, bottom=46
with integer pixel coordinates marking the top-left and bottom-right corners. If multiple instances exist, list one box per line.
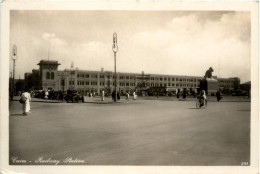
left=21, top=90, right=31, bottom=115
left=101, top=90, right=105, bottom=101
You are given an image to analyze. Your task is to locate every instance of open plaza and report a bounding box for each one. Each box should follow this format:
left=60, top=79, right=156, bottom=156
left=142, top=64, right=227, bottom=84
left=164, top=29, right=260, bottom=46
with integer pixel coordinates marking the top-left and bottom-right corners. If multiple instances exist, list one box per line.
left=9, top=95, right=250, bottom=166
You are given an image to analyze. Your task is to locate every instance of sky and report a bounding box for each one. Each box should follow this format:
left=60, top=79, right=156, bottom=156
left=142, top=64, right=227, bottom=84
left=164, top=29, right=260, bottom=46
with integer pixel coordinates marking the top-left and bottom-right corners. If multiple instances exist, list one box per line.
left=10, top=10, right=251, bottom=83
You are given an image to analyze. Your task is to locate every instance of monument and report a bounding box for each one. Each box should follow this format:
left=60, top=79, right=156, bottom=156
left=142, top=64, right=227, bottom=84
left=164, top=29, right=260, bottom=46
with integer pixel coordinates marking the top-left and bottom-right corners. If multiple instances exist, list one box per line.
left=200, top=67, right=219, bottom=95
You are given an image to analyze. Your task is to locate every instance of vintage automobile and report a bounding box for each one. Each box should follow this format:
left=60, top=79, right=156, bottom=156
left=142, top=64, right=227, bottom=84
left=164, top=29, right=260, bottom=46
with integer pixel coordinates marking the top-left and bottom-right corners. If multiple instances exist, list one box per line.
left=231, top=90, right=247, bottom=96
left=64, top=90, right=84, bottom=103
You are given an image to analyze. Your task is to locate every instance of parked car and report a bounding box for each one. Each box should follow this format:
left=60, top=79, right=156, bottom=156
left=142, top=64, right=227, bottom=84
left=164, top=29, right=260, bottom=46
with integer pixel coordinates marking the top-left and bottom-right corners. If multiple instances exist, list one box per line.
left=64, top=90, right=84, bottom=103
left=232, top=90, right=247, bottom=96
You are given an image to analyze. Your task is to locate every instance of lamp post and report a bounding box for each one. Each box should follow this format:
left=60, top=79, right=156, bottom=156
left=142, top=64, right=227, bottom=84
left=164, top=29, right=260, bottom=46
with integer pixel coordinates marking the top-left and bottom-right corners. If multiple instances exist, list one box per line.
left=112, top=32, right=118, bottom=102
left=11, top=45, right=18, bottom=100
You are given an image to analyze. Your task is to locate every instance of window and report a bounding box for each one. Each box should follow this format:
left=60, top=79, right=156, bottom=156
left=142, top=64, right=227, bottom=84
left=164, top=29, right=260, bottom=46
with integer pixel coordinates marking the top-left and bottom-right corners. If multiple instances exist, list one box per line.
left=172, top=78, right=175, bottom=81
left=46, top=72, right=50, bottom=79
left=164, top=78, right=167, bottom=81
left=126, top=76, right=129, bottom=79
left=92, top=75, right=98, bottom=78
left=160, top=78, right=163, bottom=81
left=51, top=72, right=54, bottom=79
left=91, top=82, right=97, bottom=85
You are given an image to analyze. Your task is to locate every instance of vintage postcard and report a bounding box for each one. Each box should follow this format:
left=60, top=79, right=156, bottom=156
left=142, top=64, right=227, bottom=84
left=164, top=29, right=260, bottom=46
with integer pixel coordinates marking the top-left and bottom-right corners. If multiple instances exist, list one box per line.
left=0, top=0, right=259, bottom=174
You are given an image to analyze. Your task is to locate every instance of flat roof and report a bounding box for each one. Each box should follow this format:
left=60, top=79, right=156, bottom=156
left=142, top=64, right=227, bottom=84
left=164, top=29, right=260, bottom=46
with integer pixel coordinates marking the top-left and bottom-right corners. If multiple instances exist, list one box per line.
left=37, top=60, right=61, bottom=65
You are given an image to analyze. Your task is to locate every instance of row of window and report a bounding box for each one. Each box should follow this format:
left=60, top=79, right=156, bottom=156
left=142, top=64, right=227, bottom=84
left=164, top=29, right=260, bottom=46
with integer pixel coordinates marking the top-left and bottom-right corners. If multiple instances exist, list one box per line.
left=150, top=77, right=199, bottom=82
left=70, top=80, right=198, bottom=87
left=77, top=74, right=137, bottom=80
left=150, top=83, right=197, bottom=87
left=46, top=72, right=55, bottom=80
left=76, top=81, right=136, bottom=86
left=76, top=73, right=201, bottom=82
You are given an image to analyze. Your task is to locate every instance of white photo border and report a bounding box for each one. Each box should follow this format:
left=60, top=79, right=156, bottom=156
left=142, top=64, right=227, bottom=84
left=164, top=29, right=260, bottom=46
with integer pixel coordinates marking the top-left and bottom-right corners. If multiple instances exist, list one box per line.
left=1, top=1, right=258, bottom=174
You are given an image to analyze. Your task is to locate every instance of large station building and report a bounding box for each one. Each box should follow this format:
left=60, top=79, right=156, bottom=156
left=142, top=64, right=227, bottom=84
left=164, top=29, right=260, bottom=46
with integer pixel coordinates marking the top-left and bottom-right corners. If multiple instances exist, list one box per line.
left=24, top=60, right=240, bottom=95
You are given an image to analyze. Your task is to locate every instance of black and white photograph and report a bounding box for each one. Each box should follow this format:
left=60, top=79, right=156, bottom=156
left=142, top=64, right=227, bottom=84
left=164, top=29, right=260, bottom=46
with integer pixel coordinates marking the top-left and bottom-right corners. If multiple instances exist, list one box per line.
left=1, top=1, right=259, bottom=174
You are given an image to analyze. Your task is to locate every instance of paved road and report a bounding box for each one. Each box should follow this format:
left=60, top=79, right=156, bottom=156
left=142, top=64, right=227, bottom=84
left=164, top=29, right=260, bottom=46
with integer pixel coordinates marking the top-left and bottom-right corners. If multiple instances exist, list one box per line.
left=9, top=97, right=250, bottom=165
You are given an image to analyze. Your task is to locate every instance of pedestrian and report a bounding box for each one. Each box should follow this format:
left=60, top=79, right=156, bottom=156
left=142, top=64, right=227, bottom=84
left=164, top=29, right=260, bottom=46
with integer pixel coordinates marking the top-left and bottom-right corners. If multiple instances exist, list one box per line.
left=133, top=91, right=137, bottom=100
left=117, top=92, right=120, bottom=100
left=45, top=90, right=49, bottom=99
left=101, top=90, right=105, bottom=101
left=216, top=90, right=221, bottom=102
left=202, top=89, right=207, bottom=107
left=20, top=89, right=31, bottom=115
left=183, top=88, right=187, bottom=99
left=177, top=89, right=180, bottom=99
left=59, top=91, right=64, bottom=102
left=42, top=90, right=45, bottom=99
left=126, top=91, right=130, bottom=100
left=112, top=91, right=115, bottom=101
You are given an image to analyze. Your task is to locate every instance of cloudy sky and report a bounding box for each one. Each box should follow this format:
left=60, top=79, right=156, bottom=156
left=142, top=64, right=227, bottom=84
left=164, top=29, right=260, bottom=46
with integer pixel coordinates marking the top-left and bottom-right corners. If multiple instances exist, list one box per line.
left=10, top=10, right=250, bottom=82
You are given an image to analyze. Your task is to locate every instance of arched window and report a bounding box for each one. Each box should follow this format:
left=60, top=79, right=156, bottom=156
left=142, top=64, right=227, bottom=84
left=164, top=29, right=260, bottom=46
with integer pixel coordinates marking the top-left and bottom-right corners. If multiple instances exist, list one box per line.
left=51, top=72, right=55, bottom=79
left=46, top=72, right=50, bottom=79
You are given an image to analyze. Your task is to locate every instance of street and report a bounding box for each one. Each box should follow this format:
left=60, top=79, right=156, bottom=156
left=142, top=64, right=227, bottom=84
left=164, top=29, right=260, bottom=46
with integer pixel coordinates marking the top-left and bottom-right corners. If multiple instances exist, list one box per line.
left=9, top=96, right=250, bottom=165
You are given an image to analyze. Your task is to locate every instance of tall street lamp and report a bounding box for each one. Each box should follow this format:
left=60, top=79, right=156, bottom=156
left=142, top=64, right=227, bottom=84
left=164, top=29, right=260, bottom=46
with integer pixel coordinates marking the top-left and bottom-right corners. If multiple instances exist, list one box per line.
left=11, top=45, right=18, bottom=100
left=112, top=32, right=118, bottom=102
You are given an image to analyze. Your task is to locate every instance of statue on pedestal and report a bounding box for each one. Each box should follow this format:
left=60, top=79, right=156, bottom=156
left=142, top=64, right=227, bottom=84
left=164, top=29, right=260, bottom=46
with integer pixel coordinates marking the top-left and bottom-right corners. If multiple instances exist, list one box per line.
left=204, top=67, right=214, bottom=79
left=200, top=67, right=219, bottom=95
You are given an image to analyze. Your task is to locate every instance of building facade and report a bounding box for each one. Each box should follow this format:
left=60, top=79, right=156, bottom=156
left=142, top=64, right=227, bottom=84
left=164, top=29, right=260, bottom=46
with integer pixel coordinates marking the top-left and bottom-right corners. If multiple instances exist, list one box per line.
left=24, top=60, right=240, bottom=95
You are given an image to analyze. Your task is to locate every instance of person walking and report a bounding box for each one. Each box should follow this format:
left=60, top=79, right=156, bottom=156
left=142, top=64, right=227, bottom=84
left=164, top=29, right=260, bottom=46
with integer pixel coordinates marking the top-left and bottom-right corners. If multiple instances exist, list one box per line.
left=117, top=92, right=120, bottom=100
left=112, top=91, right=115, bottom=101
left=216, top=90, right=221, bottom=102
left=183, top=88, right=187, bottom=99
left=101, top=90, right=105, bottom=101
left=133, top=91, right=137, bottom=100
left=202, top=89, right=207, bottom=107
left=126, top=91, right=130, bottom=100
left=176, top=88, right=180, bottom=99
left=20, top=89, right=31, bottom=115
